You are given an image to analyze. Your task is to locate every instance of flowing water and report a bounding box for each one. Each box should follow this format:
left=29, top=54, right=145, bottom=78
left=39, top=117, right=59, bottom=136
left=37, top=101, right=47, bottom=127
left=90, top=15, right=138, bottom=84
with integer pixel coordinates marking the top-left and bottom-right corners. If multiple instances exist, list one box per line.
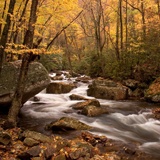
left=20, top=74, right=160, bottom=159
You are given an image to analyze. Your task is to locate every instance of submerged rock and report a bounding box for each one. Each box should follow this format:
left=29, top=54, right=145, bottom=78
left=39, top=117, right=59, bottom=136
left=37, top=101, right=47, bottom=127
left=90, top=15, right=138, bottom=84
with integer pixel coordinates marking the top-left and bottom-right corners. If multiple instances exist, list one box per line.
left=0, top=61, right=50, bottom=108
left=45, top=117, right=92, bottom=131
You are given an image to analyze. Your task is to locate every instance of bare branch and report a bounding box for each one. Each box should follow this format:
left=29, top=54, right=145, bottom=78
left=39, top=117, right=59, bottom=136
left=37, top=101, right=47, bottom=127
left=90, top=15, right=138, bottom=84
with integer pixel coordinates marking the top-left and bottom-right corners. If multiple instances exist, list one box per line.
left=46, top=10, right=83, bottom=50
left=123, top=0, right=142, bottom=13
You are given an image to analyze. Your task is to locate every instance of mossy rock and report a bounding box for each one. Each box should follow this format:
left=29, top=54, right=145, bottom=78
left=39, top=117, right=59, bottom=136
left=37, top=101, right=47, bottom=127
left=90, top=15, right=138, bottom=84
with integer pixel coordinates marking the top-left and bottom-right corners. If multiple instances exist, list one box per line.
left=0, top=61, right=50, bottom=108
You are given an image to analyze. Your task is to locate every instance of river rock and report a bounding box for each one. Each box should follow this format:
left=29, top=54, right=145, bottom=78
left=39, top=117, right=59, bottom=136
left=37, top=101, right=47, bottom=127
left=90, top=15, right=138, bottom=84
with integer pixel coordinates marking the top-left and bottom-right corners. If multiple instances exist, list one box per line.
left=81, top=105, right=108, bottom=117
left=23, top=138, right=39, bottom=147
left=46, top=82, right=76, bottom=94
left=152, top=108, right=160, bottom=119
left=18, top=145, right=41, bottom=159
left=45, top=117, right=92, bottom=131
left=51, top=75, right=63, bottom=80
left=0, top=61, right=50, bottom=108
left=145, top=77, right=160, bottom=102
left=72, top=99, right=100, bottom=110
left=21, top=130, right=51, bottom=143
left=123, top=79, right=139, bottom=90
left=75, top=76, right=92, bottom=83
left=69, top=94, right=88, bottom=100
left=0, top=131, right=11, bottom=145
left=87, top=79, right=128, bottom=100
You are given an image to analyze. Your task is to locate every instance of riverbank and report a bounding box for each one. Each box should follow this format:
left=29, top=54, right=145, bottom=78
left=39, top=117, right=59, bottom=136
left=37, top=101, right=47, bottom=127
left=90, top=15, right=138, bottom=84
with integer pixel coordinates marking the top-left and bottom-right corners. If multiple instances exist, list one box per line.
left=0, top=120, right=156, bottom=160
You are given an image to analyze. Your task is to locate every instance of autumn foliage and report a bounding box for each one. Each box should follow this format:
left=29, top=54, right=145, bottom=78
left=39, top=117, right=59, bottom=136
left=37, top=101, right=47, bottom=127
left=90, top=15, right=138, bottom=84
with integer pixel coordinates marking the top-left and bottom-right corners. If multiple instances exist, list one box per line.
left=0, top=0, right=160, bottom=79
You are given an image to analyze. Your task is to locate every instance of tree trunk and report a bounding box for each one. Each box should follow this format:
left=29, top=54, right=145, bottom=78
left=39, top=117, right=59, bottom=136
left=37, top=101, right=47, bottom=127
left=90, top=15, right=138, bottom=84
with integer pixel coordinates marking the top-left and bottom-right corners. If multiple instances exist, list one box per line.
left=23, top=0, right=38, bottom=48
left=119, top=0, right=123, bottom=51
left=140, top=0, right=146, bottom=40
left=63, top=29, right=73, bottom=75
left=7, top=53, right=30, bottom=127
left=115, top=1, right=120, bottom=61
left=12, top=0, right=29, bottom=44
left=156, top=0, right=160, bottom=20
left=0, top=0, right=7, bottom=37
left=125, top=0, right=128, bottom=51
left=0, top=0, right=16, bottom=75
left=6, top=0, right=38, bottom=128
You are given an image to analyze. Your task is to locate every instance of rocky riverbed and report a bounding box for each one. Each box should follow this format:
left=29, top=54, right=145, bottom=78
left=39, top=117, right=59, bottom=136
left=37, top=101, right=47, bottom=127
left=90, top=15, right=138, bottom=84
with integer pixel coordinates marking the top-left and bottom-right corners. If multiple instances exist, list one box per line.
left=0, top=71, right=160, bottom=160
left=0, top=121, right=155, bottom=160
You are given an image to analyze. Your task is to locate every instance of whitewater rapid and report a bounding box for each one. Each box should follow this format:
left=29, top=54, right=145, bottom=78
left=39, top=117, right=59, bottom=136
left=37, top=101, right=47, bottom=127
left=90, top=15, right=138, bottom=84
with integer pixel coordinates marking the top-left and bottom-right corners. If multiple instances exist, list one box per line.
left=20, top=75, right=160, bottom=159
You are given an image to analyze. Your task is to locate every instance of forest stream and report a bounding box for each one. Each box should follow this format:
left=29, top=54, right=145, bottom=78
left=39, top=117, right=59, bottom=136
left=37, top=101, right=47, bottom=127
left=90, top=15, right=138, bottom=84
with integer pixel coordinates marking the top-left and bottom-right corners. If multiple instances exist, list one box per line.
left=19, top=74, right=160, bottom=159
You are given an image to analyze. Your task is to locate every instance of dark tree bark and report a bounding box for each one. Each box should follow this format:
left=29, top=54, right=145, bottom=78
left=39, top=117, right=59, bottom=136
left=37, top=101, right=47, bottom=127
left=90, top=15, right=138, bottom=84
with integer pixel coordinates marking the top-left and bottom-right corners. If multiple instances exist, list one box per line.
left=156, top=0, right=160, bottom=19
left=0, top=0, right=16, bottom=75
left=23, top=0, right=38, bottom=48
left=6, top=0, right=38, bottom=128
left=11, top=0, right=30, bottom=44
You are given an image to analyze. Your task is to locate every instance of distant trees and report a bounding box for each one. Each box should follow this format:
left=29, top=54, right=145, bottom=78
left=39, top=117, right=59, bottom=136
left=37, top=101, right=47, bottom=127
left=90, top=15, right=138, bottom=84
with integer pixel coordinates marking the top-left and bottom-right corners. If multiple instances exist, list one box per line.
left=0, top=0, right=160, bottom=127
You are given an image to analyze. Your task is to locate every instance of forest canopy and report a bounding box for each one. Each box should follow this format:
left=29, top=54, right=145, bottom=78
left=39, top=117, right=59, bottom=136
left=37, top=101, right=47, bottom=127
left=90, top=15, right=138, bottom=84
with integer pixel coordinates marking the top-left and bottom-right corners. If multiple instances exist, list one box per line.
left=0, top=0, right=160, bottom=80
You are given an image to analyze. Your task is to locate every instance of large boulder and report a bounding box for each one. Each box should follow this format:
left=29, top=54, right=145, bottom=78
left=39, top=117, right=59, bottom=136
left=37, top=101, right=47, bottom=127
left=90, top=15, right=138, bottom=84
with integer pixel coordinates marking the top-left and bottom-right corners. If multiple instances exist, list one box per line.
left=145, top=77, right=160, bottom=103
left=87, top=79, right=128, bottom=100
left=0, top=61, right=50, bottom=108
left=46, top=82, right=76, bottom=94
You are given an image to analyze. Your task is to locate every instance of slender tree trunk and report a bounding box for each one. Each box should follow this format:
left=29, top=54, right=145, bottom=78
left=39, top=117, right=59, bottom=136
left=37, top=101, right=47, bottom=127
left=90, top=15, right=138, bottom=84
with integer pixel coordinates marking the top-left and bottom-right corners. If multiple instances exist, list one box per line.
left=140, top=0, right=146, bottom=40
left=23, top=0, right=38, bottom=48
left=6, top=0, right=38, bottom=128
left=125, top=0, right=128, bottom=51
left=12, top=0, right=29, bottom=44
left=156, top=0, right=160, bottom=20
left=119, top=0, right=123, bottom=51
left=7, top=53, right=31, bottom=127
left=115, top=1, right=120, bottom=61
left=0, top=0, right=7, bottom=37
left=0, top=0, right=16, bottom=75
left=63, top=29, right=73, bottom=75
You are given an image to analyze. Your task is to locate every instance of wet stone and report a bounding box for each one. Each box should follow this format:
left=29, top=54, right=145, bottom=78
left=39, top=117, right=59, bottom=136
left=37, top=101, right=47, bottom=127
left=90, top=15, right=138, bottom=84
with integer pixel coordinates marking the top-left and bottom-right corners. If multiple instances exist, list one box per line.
left=0, top=131, right=11, bottom=145
left=23, top=137, right=39, bottom=147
